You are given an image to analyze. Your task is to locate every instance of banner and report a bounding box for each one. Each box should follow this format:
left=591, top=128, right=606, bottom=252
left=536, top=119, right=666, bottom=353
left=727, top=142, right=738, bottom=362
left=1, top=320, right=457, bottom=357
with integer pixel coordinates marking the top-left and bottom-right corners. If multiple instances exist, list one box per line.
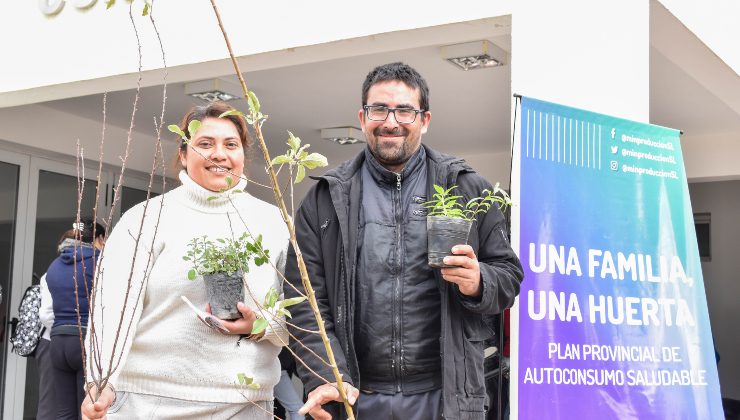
left=514, top=97, right=722, bottom=419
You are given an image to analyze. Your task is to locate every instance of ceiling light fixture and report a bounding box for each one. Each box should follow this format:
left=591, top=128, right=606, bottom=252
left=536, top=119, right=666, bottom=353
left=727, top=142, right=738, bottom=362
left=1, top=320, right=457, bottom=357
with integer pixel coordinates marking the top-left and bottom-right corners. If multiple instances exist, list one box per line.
left=321, top=127, right=365, bottom=145
left=184, top=79, right=241, bottom=102
left=441, top=40, right=506, bottom=71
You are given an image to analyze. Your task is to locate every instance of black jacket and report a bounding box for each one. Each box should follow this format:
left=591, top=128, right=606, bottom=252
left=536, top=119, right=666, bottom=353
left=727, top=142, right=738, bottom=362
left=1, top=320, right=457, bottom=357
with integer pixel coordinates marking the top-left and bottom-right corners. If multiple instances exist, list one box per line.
left=285, top=145, right=524, bottom=419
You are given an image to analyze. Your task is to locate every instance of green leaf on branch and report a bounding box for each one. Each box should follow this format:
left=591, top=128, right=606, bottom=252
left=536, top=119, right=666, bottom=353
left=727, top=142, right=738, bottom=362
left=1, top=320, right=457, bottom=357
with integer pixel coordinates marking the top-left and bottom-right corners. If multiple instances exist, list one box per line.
left=187, top=120, right=202, bottom=139
left=287, top=131, right=300, bottom=151
left=247, top=91, right=261, bottom=115
left=279, top=296, right=307, bottom=309
left=106, top=0, right=115, bottom=9
left=187, top=269, right=197, bottom=281
left=168, top=124, right=186, bottom=139
left=219, top=110, right=246, bottom=119
left=263, top=287, right=279, bottom=308
left=251, top=317, right=268, bottom=334
left=295, top=165, right=306, bottom=184
left=302, top=153, right=328, bottom=169
left=271, top=155, right=292, bottom=166
left=237, top=373, right=252, bottom=385
left=142, top=2, right=150, bottom=16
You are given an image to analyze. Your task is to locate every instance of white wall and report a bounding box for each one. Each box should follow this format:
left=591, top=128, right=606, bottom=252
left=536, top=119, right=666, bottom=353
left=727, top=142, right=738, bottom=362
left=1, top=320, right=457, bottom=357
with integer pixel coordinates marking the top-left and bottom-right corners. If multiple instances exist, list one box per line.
left=658, top=0, right=740, bottom=75
left=682, top=131, right=740, bottom=182
left=0, top=0, right=511, bottom=99
left=511, top=1, right=650, bottom=122
left=689, top=180, right=740, bottom=400
left=0, top=104, right=176, bottom=176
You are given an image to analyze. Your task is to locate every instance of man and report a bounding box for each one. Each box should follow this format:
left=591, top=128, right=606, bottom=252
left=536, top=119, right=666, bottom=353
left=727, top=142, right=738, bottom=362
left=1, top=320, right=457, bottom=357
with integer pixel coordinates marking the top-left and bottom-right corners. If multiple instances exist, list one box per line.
left=284, top=62, right=523, bottom=420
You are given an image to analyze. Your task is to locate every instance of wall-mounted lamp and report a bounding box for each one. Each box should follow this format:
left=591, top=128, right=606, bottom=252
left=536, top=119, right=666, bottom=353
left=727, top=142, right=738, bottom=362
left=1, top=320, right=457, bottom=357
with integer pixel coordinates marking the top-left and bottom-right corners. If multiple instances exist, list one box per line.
left=184, top=79, right=241, bottom=102
left=441, top=40, right=506, bottom=71
left=321, top=127, right=365, bottom=145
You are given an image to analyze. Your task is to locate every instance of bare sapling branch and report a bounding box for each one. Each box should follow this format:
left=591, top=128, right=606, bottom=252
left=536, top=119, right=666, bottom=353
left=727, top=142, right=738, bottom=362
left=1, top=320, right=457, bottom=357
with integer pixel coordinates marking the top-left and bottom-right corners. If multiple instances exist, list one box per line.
left=207, top=1, right=356, bottom=417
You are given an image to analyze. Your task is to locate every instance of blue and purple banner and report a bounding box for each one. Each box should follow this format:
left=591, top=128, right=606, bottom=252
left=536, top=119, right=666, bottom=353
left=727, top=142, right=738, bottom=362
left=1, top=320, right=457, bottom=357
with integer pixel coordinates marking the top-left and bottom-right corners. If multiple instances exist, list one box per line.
left=514, top=97, right=722, bottom=419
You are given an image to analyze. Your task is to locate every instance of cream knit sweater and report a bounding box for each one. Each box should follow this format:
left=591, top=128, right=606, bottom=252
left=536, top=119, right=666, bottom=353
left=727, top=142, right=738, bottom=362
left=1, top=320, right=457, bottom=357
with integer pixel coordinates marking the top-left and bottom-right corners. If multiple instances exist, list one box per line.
left=85, top=172, right=289, bottom=403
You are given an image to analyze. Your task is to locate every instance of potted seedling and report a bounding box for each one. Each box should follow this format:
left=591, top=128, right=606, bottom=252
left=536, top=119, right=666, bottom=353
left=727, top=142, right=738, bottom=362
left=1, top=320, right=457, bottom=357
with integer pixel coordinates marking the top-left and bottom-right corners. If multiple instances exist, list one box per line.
left=423, top=184, right=511, bottom=268
left=183, top=232, right=270, bottom=320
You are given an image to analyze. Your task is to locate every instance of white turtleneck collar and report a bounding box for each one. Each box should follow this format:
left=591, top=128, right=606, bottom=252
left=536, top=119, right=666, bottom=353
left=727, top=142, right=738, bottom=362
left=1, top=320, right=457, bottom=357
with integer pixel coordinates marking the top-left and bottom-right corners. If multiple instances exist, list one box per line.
left=177, top=170, right=250, bottom=213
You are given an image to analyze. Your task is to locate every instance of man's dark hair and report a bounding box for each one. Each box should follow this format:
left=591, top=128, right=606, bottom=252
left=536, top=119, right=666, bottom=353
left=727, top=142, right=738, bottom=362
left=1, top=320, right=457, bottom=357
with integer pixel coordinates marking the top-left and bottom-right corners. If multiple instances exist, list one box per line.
left=362, top=62, right=430, bottom=113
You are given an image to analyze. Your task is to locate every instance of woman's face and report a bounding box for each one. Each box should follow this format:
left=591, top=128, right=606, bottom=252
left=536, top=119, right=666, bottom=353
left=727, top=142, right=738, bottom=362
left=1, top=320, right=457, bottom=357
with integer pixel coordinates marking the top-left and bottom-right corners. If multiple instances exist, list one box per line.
left=179, top=117, right=245, bottom=192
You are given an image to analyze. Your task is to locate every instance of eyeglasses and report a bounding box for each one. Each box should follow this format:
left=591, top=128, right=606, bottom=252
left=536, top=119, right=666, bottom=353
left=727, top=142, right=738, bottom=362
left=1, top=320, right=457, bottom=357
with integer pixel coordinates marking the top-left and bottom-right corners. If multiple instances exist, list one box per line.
left=363, top=105, right=425, bottom=124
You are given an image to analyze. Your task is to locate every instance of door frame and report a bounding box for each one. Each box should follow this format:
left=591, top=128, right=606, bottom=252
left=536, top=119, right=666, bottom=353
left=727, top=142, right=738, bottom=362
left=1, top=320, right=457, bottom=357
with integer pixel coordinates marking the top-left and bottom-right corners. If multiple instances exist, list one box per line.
left=1, top=150, right=31, bottom=420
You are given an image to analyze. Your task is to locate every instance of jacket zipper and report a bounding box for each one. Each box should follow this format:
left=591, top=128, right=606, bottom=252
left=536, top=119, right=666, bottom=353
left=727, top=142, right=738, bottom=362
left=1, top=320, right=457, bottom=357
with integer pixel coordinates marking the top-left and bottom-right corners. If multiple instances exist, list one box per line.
left=394, top=172, right=403, bottom=392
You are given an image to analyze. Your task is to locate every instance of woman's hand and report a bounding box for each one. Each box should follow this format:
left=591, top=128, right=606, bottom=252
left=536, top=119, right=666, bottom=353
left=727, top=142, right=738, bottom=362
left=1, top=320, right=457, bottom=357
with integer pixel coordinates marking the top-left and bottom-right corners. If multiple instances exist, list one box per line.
left=205, top=302, right=266, bottom=337
left=81, top=385, right=115, bottom=420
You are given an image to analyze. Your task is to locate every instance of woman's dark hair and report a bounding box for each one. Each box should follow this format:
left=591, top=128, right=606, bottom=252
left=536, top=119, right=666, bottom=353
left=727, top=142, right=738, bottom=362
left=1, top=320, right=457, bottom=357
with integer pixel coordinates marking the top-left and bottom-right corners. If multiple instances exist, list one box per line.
left=175, top=101, right=252, bottom=169
left=72, top=219, right=106, bottom=244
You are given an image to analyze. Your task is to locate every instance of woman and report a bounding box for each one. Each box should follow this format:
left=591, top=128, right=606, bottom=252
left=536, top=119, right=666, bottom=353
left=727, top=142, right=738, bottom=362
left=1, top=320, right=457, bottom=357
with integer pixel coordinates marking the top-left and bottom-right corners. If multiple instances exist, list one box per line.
left=81, top=101, right=289, bottom=419
left=47, top=221, right=106, bottom=420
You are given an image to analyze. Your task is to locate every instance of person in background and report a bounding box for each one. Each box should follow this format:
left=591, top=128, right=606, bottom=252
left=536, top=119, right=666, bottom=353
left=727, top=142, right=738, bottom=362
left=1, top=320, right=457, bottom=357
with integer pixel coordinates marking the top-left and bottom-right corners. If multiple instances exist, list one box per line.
left=46, top=220, right=106, bottom=420
left=274, top=347, right=305, bottom=420
left=37, top=229, right=77, bottom=420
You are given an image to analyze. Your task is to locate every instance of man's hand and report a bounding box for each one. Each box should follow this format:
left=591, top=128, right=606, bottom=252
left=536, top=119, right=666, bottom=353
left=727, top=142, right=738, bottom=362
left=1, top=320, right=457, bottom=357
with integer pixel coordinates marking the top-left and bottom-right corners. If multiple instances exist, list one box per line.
left=441, top=244, right=482, bottom=297
left=81, top=385, right=115, bottom=420
left=299, top=382, right=359, bottom=420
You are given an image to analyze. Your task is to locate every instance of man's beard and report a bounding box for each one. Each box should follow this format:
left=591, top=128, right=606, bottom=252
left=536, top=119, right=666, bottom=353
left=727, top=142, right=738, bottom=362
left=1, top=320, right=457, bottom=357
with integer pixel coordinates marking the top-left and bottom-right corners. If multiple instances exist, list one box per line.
left=370, top=127, right=414, bottom=168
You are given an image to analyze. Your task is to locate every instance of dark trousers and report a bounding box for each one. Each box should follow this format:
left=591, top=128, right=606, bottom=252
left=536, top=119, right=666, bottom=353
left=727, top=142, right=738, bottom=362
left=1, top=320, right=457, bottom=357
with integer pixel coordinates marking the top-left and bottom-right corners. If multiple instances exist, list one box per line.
left=36, top=338, right=55, bottom=420
left=50, top=334, right=85, bottom=420
left=356, top=389, right=442, bottom=420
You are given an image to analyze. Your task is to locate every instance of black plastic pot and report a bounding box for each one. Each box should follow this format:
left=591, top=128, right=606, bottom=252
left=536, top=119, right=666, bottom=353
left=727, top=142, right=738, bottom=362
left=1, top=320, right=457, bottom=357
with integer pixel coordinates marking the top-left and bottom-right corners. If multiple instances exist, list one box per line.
left=204, top=271, right=244, bottom=320
left=427, top=216, right=473, bottom=268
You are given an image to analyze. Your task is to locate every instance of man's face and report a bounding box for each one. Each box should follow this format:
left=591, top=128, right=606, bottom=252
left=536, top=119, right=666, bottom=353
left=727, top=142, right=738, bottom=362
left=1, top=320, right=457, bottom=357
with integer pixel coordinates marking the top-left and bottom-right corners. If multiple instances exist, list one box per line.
left=358, top=80, right=431, bottom=172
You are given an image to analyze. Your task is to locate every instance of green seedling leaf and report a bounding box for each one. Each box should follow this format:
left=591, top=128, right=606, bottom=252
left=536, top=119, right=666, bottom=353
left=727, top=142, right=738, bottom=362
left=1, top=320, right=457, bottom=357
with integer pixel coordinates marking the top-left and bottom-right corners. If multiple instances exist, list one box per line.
left=219, top=110, right=245, bottom=119
left=187, top=120, right=202, bottom=139
left=279, top=296, right=307, bottom=309
left=251, top=318, right=268, bottom=335
left=187, top=269, right=196, bottom=281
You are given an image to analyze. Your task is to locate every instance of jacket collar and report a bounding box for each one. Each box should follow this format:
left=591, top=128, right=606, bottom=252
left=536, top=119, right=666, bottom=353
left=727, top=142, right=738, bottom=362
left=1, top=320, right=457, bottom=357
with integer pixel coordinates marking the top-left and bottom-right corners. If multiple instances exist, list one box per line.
left=363, top=146, right=426, bottom=187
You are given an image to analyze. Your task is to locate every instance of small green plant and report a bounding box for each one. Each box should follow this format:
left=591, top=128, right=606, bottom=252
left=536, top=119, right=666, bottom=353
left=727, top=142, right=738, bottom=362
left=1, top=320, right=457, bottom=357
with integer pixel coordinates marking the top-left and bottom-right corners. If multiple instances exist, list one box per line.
left=182, top=232, right=269, bottom=280
left=423, top=184, right=512, bottom=221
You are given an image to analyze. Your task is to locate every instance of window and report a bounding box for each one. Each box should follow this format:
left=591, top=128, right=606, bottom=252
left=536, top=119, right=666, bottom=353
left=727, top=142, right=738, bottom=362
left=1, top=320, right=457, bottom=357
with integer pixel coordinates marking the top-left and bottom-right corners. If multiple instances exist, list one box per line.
left=694, top=213, right=711, bottom=262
